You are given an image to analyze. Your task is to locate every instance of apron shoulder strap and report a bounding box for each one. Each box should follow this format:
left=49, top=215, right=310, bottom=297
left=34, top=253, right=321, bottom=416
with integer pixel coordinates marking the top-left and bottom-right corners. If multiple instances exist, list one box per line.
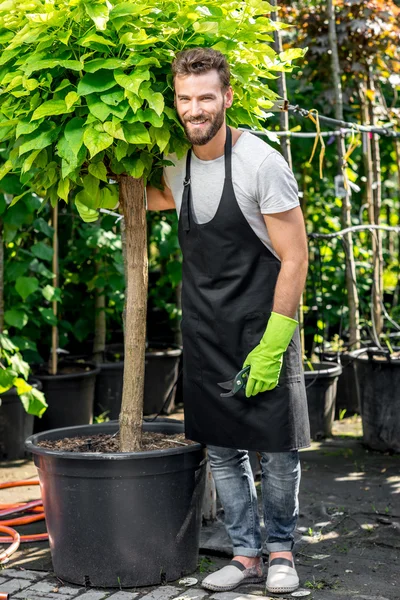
left=181, top=149, right=192, bottom=232
left=224, top=125, right=232, bottom=182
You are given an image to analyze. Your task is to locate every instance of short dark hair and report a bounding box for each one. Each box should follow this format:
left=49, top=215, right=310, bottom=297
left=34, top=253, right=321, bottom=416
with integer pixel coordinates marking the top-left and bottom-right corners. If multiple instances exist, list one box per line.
left=172, top=48, right=230, bottom=90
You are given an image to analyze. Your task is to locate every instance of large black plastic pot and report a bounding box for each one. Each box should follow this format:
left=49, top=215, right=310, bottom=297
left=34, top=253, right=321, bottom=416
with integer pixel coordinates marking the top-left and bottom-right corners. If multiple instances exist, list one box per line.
left=0, top=379, right=42, bottom=460
left=317, top=351, right=360, bottom=417
left=304, top=362, right=342, bottom=440
left=34, top=362, right=100, bottom=433
left=353, top=347, right=400, bottom=452
left=25, top=420, right=206, bottom=587
left=94, top=344, right=182, bottom=419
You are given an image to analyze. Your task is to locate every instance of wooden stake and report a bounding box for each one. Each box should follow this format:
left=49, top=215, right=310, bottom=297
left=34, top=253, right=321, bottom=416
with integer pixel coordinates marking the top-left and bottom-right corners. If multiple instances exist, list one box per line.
left=328, top=0, right=360, bottom=349
left=51, top=203, right=59, bottom=375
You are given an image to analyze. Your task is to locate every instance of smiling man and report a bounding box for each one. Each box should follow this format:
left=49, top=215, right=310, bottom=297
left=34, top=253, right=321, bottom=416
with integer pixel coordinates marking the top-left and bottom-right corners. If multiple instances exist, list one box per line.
left=146, top=48, right=310, bottom=595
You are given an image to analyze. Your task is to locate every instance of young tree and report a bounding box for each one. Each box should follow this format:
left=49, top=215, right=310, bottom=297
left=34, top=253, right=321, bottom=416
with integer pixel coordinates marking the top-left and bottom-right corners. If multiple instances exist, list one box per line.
left=0, top=0, right=304, bottom=451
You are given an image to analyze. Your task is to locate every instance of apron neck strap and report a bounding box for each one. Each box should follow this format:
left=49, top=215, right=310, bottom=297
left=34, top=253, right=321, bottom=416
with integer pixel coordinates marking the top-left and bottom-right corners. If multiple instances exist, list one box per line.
left=224, top=125, right=232, bottom=181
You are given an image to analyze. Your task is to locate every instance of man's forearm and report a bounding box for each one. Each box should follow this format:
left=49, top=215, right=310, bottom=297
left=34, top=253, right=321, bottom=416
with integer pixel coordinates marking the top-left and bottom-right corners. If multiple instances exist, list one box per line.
left=272, top=259, right=308, bottom=320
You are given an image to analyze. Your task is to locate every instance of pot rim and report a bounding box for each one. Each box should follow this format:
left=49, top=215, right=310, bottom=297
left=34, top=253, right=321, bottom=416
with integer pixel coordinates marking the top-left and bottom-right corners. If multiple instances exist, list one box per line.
left=25, top=420, right=202, bottom=460
left=33, top=362, right=101, bottom=381
left=303, top=361, right=342, bottom=378
left=349, top=346, right=400, bottom=363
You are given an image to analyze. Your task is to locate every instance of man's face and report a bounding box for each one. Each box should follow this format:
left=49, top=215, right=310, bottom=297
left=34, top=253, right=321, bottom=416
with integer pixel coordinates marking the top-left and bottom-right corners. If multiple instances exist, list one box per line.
left=174, top=70, right=233, bottom=145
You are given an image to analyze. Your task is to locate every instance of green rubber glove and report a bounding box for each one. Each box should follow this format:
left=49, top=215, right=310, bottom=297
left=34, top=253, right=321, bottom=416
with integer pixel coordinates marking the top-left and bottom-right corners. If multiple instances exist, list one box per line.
left=243, top=311, right=298, bottom=398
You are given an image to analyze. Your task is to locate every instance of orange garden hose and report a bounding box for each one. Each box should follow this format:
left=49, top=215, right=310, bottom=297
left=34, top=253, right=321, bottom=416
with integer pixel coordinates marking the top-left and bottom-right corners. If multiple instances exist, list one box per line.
left=0, top=480, right=48, bottom=561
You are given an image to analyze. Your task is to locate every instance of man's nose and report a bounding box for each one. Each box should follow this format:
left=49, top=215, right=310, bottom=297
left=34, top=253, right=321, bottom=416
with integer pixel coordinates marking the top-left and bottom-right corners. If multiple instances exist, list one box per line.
left=189, top=100, right=203, bottom=116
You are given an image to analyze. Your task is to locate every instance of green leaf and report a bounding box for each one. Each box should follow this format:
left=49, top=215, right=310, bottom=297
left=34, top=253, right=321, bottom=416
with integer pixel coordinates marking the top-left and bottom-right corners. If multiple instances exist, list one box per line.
left=65, top=91, right=80, bottom=110
left=19, top=386, right=48, bottom=417
left=4, top=309, right=28, bottom=329
left=19, top=122, right=60, bottom=156
left=100, top=89, right=124, bottom=106
left=279, top=48, right=305, bottom=62
left=31, top=241, right=53, bottom=261
left=83, top=127, right=113, bottom=158
left=86, top=94, right=112, bottom=121
left=33, top=217, right=53, bottom=238
left=42, top=285, right=61, bottom=302
left=0, top=160, right=13, bottom=181
left=82, top=173, right=100, bottom=201
left=85, top=2, right=109, bottom=30
left=38, top=307, right=57, bottom=326
left=10, top=352, right=29, bottom=379
left=0, top=333, right=18, bottom=352
left=139, top=89, right=164, bottom=116
left=103, top=120, right=126, bottom=141
left=88, top=161, right=108, bottom=182
left=59, top=29, right=72, bottom=45
left=16, top=119, right=43, bottom=138
left=57, top=178, right=70, bottom=201
left=153, top=126, right=170, bottom=153
left=0, top=369, right=16, bottom=393
left=84, top=58, right=126, bottom=73
left=31, top=99, right=68, bottom=120
left=123, top=122, right=151, bottom=144
left=136, top=108, right=163, bottom=128
left=75, top=198, right=99, bottom=222
left=110, top=2, right=145, bottom=18
left=114, top=69, right=150, bottom=95
left=193, top=21, right=219, bottom=34
left=77, top=70, right=116, bottom=96
left=15, top=276, right=39, bottom=301
left=115, top=140, right=128, bottom=161
left=64, top=118, right=85, bottom=156
left=122, top=156, right=145, bottom=178
left=78, top=33, right=116, bottom=48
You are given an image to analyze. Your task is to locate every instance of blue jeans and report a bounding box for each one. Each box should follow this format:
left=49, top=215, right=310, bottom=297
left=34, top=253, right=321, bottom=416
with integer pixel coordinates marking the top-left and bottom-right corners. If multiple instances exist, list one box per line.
left=207, top=445, right=301, bottom=557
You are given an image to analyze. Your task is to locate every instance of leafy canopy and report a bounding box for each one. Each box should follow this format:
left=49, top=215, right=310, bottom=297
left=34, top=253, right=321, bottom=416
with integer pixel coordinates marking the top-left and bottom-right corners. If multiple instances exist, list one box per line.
left=0, top=0, right=305, bottom=221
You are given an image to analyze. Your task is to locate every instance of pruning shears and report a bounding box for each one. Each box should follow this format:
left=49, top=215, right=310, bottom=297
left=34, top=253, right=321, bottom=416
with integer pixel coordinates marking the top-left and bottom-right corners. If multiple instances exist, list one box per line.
left=217, top=366, right=250, bottom=397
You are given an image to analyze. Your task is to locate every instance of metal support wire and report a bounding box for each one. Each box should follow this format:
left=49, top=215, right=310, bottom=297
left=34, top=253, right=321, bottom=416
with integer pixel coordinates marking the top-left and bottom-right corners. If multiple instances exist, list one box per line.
left=308, top=224, right=400, bottom=239
left=288, top=104, right=399, bottom=137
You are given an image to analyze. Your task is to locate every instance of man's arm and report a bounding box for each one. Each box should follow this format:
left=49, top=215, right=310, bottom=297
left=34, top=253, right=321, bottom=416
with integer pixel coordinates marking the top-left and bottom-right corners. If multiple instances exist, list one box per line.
left=263, top=206, right=308, bottom=319
left=146, top=177, right=176, bottom=211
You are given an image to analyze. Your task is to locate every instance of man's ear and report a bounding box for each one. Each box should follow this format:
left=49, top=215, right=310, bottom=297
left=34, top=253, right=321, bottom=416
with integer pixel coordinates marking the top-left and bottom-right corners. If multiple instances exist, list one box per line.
left=224, top=86, right=233, bottom=109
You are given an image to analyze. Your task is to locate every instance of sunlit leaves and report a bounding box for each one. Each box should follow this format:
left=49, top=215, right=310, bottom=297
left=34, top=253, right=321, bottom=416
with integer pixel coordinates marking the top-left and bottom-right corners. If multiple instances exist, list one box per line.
left=0, top=0, right=304, bottom=214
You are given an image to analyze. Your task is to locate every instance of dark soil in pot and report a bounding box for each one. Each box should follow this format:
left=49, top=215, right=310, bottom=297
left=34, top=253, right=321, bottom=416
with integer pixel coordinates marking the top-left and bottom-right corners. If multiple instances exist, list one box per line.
left=94, top=343, right=182, bottom=419
left=353, top=347, right=400, bottom=452
left=33, top=362, right=100, bottom=433
left=304, top=362, right=342, bottom=440
left=0, top=379, right=42, bottom=460
left=25, top=419, right=206, bottom=587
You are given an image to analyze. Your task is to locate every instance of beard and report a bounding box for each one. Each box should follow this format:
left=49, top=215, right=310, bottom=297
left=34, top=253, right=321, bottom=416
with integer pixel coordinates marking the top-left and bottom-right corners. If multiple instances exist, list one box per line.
left=180, top=103, right=225, bottom=146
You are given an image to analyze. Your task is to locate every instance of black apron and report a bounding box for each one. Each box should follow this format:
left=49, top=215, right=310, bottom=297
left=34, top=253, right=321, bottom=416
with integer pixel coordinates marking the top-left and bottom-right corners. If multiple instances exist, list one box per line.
left=177, top=126, right=310, bottom=452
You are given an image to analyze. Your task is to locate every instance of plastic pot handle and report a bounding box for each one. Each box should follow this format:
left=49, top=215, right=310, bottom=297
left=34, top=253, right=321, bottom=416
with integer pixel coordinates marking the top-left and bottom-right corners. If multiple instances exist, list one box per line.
left=366, top=348, right=391, bottom=362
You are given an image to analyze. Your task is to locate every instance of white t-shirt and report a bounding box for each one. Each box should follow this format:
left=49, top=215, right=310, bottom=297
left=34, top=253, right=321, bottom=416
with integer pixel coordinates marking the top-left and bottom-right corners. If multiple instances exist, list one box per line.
left=163, top=131, right=299, bottom=259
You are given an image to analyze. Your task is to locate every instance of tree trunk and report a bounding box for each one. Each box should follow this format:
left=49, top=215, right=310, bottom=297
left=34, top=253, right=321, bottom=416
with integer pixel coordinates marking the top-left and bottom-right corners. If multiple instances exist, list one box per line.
left=50, top=204, right=59, bottom=375
left=327, top=0, right=360, bottom=349
left=118, top=175, right=147, bottom=452
left=92, top=255, right=106, bottom=364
